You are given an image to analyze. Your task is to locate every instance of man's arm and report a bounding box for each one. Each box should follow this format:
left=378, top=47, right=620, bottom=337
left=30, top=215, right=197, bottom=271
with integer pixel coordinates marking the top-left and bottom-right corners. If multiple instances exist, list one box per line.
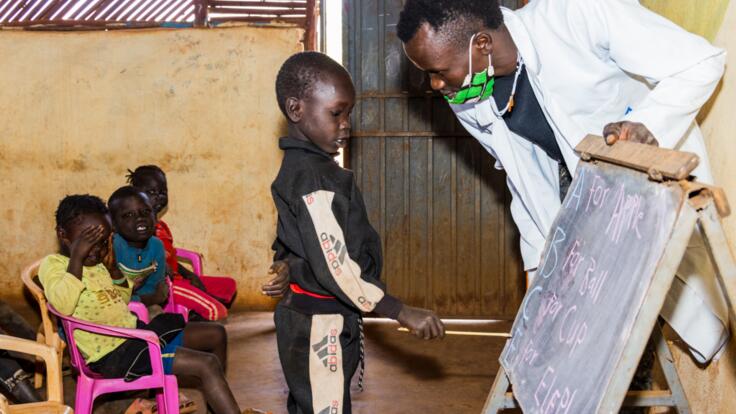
left=580, top=0, right=725, bottom=147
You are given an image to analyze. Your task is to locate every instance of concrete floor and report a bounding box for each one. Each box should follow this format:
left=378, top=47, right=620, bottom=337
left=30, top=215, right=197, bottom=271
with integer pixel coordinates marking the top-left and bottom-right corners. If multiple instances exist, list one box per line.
left=23, top=311, right=509, bottom=413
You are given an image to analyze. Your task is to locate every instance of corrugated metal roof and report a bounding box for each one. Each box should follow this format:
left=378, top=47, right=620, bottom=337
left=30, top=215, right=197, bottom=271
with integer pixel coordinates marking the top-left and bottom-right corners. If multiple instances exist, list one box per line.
left=0, top=0, right=311, bottom=28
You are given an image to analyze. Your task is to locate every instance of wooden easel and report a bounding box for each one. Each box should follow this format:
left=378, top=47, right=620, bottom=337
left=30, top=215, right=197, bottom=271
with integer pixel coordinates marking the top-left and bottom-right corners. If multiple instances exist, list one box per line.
left=483, top=136, right=736, bottom=413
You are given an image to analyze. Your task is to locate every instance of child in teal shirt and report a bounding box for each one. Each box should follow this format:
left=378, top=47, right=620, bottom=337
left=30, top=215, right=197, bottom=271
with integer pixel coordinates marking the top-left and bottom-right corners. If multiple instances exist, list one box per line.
left=109, top=186, right=169, bottom=307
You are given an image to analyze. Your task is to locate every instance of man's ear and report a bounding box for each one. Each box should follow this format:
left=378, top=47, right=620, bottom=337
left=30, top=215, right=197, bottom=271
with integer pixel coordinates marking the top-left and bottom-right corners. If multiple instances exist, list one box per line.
left=474, top=32, right=493, bottom=56
left=285, top=97, right=303, bottom=123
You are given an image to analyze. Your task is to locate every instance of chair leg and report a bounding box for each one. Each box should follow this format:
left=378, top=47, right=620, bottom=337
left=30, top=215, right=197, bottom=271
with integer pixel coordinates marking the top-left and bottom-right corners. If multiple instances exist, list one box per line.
left=160, top=376, right=180, bottom=414
left=74, top=377, right=95, bottom=414
left=34, top=332, right=45, bottom=388
left=34, top=364, right=44, bottom=389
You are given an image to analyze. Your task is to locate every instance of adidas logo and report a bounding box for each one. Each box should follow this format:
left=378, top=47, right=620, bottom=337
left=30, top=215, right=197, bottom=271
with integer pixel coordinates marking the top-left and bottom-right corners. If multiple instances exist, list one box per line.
left=317, top=401, right=340, bottom=414
left=312, top=328, right=339, bottom=372
left=320, top=232, right=347, bottom=276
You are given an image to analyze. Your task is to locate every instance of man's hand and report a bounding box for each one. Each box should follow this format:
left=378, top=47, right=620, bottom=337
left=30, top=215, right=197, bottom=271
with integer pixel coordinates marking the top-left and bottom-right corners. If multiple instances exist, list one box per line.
left=397, top=305, right=445, bottom=340
left=603, top=121, right=659, bottom=146
left=263, top=261, right=290, bottom=297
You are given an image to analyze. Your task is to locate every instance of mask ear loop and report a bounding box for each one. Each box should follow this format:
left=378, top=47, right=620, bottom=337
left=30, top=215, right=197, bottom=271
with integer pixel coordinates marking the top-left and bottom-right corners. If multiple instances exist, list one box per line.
left=465, top=33, right=478, bottom=84
left=469, top=33, right=494, bottom=78
left=487, top=50, right=494, bottom=77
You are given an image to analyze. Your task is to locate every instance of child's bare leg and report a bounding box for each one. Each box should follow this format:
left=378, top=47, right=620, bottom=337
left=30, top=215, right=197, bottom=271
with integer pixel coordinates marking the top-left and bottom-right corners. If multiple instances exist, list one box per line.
left=172, top=347, right=239, bottom=414
left=182, top=322, right=228, bottom=371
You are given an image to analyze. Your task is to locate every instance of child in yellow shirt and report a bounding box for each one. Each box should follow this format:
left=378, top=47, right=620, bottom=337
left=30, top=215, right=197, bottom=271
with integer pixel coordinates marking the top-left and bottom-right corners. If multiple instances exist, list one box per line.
left=40, top=195, right=263, bottom=414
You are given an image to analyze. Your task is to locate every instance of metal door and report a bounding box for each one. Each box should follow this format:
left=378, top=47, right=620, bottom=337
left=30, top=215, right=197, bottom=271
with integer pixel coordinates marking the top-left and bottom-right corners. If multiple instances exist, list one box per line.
left=345, top=0, right=526, bottom=318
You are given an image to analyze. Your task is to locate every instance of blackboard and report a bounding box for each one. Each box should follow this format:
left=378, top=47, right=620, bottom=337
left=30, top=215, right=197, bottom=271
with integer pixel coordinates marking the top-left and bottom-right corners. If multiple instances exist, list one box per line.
left=499, top=160, right=685, bottom=413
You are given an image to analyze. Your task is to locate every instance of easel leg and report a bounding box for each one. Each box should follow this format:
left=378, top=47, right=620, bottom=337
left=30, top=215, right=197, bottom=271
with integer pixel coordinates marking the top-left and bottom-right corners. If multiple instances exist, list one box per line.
left=652, top=322, right=691, bottom=414
left=697, top=201, right=736, bottom=325
left=621, top=323, right=691, bottom=413
left=482, top=365, right=514, bottom=414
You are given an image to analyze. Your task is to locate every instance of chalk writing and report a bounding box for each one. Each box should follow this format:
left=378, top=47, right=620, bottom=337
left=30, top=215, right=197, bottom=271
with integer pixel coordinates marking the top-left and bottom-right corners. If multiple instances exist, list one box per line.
left=500, top=161, right=682, bottom=413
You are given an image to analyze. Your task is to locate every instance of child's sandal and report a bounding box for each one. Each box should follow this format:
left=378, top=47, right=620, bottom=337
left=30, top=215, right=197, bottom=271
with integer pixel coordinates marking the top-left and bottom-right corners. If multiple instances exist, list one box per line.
left=149, top=392, right=197, bottom=414
left=124, top=398, right=156, bottom=414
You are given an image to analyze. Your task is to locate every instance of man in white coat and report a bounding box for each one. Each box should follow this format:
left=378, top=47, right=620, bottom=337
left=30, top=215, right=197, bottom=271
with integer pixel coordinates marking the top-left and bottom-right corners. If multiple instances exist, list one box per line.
left=398, top=0, right=728, bottom=363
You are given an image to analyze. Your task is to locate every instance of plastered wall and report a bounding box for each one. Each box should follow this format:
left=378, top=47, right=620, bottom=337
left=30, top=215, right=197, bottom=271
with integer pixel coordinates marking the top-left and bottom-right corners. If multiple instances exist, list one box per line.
left=0, top=25, right=303, bottom=313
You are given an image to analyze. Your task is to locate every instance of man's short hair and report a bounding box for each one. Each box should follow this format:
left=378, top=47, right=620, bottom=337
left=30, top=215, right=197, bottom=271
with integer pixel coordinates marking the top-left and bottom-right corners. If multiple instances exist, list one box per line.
left=275, top=51, right=350, bottom=117
left=397, top=0, right=504, bottom=47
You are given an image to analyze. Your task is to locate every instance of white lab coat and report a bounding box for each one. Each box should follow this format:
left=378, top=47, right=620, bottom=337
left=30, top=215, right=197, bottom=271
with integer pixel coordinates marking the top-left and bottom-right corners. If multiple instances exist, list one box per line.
left=451, top=0, right=728, bottom=362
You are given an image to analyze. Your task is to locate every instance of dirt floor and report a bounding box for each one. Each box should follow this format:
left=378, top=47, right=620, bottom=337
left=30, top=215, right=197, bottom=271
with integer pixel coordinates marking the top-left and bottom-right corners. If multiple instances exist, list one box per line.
left=48, top=311, right=511, bottom=413
left=226, top=313, right=511, bottom=414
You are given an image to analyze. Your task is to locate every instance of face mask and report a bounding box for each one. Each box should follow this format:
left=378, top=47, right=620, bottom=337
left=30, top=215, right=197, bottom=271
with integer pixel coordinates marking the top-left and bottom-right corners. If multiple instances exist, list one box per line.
left=445, top=34, right=495, bottom=105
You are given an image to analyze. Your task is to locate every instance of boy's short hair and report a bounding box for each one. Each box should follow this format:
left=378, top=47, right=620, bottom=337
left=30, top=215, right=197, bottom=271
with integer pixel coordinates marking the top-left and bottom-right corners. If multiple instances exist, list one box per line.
left=126, top=165, right=166, bottom=187
left=55, top=194, right=108, bottom=229
left=397, top=0, right=503, bottom=47
left=108, top=186, right=148, bottom=214
left=275, top=51, right=351, bottom=117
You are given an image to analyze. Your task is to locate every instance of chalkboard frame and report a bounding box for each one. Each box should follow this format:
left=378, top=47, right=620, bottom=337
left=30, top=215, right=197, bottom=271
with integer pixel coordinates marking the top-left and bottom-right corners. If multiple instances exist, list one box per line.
left=483, top=137, right=736, bottom=413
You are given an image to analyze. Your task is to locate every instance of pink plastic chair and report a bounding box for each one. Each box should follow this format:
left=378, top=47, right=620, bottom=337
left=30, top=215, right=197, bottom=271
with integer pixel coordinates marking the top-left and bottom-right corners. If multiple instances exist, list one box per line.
left=47, top=303, right=180, bottom=414
left=175, top=248, right=236, bottom=303
left=162, top=277, right=190, bottom=321
left=174, top=248, right=203, bottom=278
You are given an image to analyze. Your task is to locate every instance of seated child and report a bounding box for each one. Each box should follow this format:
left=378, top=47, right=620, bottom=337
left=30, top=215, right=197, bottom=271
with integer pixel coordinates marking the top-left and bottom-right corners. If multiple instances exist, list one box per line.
left=39, top=194, right=258, bottom=414
left=108, top=186, right=169, bottom=311
left=125, top=165, right=289, bottom=319
left=271, top=51, right=445, bottom=414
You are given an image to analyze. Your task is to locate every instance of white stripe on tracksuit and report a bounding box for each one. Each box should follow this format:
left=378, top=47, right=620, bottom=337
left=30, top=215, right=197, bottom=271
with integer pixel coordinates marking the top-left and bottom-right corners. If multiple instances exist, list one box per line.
left=309, top=314, right=344, bottom=414
left=173, top=285, right=219, bottom=320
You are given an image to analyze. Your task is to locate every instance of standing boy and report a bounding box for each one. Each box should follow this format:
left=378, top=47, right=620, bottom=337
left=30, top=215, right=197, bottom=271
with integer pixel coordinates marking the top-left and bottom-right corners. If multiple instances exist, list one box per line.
left=271, top=51, right=445, bottom=414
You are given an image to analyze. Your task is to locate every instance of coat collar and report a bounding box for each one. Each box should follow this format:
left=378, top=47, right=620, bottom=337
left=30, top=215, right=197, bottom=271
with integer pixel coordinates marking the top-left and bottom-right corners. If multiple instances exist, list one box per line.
left=451, top=9, right=542, bottom=130
left=279, top=136, right=335, bottom=160
left=502, top=8, right=541, bottom=77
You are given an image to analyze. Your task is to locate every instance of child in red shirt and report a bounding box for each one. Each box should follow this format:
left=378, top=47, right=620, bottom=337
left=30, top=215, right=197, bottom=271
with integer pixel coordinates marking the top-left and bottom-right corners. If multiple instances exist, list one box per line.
left=126, top=165, right=289, bottom=320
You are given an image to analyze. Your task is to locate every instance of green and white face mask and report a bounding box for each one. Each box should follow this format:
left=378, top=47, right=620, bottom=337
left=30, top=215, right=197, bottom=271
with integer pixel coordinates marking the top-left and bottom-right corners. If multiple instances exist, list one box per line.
left=445, top=33, right=495, bottom=105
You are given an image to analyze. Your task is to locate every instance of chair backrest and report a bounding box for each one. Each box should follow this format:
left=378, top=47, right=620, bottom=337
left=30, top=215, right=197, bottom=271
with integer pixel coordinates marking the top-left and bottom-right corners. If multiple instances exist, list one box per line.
left=0, top=334, right=65, bottom=404
left=175, top=248, right=203, bottom=277
left=21, top=259, right=64, bottom=352
left=46, top=304, right=97, bottom=377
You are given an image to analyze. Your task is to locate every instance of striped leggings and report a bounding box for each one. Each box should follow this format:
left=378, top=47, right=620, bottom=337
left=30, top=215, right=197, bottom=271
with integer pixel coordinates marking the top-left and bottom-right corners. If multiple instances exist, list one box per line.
left=171, top=276, right=236, bottom=321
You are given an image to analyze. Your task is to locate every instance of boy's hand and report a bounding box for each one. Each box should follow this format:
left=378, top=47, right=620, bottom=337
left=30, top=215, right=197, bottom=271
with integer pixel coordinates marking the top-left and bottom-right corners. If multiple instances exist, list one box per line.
left=102, top=237, right=125, bottom=281
left=70, top=225, right=105, bottom=262
left=397, top=305, right=445, bottom=340
left=139, top=279, right=169, bottom=306
left=262, top=261, right=290, bottom=297
left=66, top=225, right=105, bottom=279
left=177, top=264, right=207, bottom=292
left=133, top=277, right=146, bottom=290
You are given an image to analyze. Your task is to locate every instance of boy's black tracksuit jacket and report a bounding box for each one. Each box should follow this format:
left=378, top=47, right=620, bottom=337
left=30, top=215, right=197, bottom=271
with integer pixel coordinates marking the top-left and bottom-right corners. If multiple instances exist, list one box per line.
left=271, top=136, right=403, bottom=318
left=271, top=136, right=404, bottom=414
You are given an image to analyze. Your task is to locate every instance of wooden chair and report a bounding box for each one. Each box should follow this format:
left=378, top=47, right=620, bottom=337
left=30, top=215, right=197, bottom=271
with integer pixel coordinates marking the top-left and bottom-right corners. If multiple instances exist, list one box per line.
left=0, top=334, right=72, bottom=414
left=20, top=259, right=66, bottom=391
